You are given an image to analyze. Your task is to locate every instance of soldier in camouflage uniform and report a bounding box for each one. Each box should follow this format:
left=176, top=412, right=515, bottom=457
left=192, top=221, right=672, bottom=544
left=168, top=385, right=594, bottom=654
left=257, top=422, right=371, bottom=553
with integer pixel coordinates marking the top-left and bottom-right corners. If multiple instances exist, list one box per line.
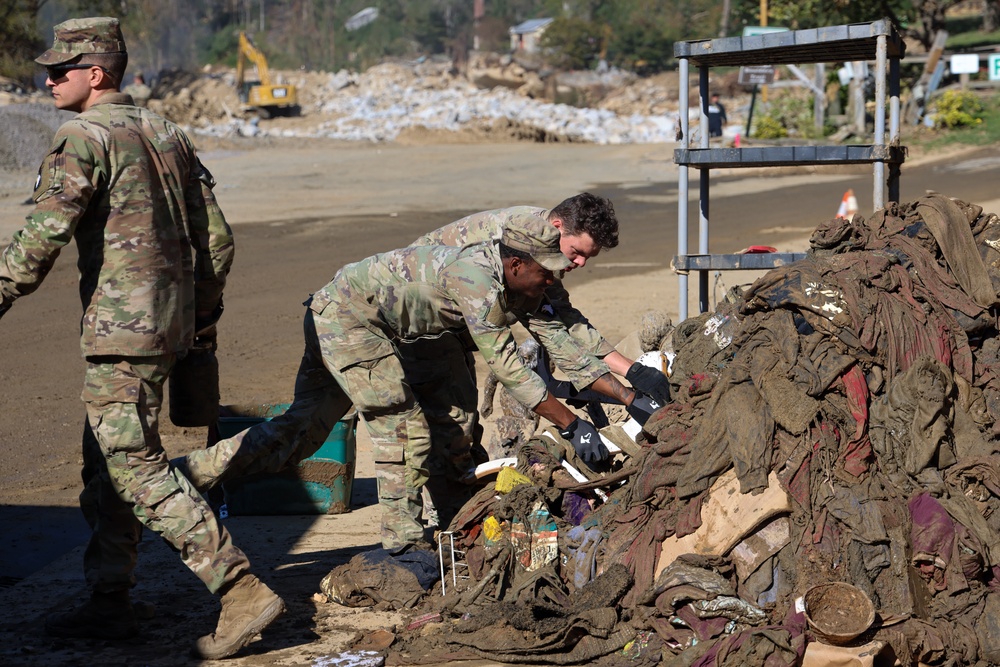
left=176, top=198, right=669, bottom=534
left=0, top=18, right=283, bottom=660
left=312, top=215, right=659, bottom=549
left=406, top=193, right=671, bottom=508
left=180, top=215, right=661, bottom=551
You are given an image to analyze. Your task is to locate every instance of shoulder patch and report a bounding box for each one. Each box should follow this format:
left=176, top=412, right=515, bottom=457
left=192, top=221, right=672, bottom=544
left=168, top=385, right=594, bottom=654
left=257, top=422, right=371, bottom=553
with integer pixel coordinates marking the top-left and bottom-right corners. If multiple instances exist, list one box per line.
left=33, top=137, right=68, bottom=203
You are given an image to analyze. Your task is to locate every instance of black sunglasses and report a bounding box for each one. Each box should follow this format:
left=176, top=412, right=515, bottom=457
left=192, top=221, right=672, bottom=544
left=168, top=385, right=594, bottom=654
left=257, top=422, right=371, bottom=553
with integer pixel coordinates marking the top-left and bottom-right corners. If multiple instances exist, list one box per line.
left=45, top=63, right=113, bottom=80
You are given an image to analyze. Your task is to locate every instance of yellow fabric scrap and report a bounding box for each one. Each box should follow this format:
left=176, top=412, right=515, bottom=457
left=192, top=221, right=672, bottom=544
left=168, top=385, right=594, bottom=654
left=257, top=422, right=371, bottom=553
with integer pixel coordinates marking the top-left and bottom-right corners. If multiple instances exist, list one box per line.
left=483, top=515, right=503, bottom=543
left=495, top=466, right=531, bottom=494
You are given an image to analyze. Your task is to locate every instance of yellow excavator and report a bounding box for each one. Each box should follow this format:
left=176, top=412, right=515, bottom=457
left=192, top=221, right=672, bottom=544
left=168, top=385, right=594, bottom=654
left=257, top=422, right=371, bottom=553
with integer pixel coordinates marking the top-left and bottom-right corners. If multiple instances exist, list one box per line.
left=236, top=31, right=299, bottom=117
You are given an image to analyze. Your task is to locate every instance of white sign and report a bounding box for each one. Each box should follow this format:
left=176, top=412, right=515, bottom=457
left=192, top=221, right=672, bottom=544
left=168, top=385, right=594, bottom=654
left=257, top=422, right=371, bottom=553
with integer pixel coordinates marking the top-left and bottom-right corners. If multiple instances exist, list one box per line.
left=990, top=54, right=1000, bottom=81
left=950, top=54, right=980, bottom=75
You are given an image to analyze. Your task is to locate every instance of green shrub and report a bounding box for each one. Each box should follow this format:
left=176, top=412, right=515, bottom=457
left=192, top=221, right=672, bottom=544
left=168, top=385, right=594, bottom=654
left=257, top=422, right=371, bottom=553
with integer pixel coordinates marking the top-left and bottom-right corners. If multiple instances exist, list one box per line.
left=933, top=90, right=984, bottom=128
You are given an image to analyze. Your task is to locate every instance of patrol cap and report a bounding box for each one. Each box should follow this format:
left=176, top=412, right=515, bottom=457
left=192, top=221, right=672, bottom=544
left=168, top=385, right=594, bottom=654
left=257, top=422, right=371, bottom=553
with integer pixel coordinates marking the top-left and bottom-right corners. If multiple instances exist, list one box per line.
left=35, top=17, right=126, bottom=66
left=501, top=213, right=573, bottom=272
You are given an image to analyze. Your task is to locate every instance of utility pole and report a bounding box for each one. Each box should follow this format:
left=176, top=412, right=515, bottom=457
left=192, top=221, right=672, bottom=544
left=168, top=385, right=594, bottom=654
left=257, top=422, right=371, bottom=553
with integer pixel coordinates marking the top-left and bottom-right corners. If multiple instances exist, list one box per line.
left=760, top=0, right=768, bottom=102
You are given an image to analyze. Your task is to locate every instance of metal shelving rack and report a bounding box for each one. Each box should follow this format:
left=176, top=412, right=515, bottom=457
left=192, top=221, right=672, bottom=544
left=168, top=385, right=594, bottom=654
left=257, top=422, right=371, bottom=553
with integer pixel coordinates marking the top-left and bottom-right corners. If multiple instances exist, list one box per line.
left=673, top=19, right=906, bottom=320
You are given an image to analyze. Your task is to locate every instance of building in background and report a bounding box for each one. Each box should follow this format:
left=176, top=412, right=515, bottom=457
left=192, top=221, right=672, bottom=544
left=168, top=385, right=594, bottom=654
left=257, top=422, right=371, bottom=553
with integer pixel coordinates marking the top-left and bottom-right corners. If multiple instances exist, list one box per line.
left=509, top=18, right=553, bottom=53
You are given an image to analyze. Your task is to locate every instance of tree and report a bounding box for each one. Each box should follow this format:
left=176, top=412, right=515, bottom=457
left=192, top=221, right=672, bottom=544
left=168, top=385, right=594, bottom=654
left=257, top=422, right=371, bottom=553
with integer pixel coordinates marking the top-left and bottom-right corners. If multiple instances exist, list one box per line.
left=540, top=16, right=603, bottom=69
left=0, top=0, right=46, bottom=86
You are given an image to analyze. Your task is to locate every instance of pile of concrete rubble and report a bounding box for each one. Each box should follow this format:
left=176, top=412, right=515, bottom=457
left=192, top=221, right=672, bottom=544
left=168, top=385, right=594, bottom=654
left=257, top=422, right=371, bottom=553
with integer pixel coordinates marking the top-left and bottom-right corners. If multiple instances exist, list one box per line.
left=170, top=58, right=677, bottom=144
left=321, top=194, right=1000, bottom=667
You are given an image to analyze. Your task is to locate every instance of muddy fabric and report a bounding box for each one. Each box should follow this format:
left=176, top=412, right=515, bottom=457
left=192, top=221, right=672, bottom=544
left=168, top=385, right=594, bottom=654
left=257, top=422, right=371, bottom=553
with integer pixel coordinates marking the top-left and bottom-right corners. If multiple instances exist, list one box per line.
left=445, top=565, right=636, bottom=664
left=870, top=357, right=957, bottom=478
left=319, top=548, right=437, bottom=609
left=915, top=193, right=997, bottom=309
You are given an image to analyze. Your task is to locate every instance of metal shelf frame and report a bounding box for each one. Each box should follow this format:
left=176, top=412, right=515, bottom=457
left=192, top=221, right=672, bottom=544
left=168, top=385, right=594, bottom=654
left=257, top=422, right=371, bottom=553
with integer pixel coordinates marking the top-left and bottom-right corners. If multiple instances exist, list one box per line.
left=674, top=18, right=906, bottom=320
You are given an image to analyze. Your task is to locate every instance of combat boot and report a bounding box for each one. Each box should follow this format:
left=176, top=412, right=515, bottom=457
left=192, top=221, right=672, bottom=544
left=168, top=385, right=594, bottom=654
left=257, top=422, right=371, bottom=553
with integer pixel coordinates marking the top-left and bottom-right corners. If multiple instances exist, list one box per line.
left=193, top=574, right=285, bottom=660
left=45, top=589, right=139, bottom=639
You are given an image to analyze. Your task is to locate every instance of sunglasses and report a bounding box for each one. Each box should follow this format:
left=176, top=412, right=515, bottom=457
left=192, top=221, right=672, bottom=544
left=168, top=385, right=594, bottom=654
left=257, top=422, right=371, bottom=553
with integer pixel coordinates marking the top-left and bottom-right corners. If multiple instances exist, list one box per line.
left=45, top=63, right=113, bottom=80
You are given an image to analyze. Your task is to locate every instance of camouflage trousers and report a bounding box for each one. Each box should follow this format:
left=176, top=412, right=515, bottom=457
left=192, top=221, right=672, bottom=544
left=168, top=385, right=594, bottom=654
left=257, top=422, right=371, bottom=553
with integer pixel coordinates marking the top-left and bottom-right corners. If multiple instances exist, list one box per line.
left=398, top=335, right=481, bottom=531
left=80, top=355, right=249, bottom=594
left=184, top=309, right=354, bottom=489
left=313, top=299, right=479, bottom=550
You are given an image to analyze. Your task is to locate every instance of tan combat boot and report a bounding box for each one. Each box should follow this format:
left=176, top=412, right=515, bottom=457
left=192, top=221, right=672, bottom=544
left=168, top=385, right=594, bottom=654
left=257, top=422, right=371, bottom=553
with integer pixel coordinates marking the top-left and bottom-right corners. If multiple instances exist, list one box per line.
left=45, top=589, right=139, bottom=639
left=193, top=574, right=285, bottom=660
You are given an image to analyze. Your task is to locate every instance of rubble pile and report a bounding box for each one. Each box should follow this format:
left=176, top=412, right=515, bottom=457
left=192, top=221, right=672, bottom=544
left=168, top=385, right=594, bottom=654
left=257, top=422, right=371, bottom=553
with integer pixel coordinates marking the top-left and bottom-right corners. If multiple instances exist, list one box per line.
left=332, top=194, right=1000, bottom=666
left=183, top=59, right=677, bottom=144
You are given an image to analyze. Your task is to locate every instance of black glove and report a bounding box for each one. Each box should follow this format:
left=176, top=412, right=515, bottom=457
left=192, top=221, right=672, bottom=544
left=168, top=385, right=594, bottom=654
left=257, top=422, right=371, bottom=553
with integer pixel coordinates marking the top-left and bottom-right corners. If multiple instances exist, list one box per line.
left=626, top=391, right=662, bottom=425
left=625, top=362, right=671, bottom=406
left=0, top=302, right=9, bottom=321
left=559, top=417, right=608, bottom=464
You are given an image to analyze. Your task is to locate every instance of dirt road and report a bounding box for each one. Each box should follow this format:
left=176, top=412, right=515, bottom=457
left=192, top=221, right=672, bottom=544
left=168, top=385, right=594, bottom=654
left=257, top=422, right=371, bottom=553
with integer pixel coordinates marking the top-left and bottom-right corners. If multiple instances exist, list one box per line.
left=1, top=138, right=999, bottom=665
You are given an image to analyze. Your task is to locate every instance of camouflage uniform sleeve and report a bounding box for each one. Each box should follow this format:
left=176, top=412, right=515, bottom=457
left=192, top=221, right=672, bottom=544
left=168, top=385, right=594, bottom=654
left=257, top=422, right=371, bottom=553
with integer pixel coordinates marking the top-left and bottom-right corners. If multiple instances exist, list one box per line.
left=0, top=127, right=95, bottom=310
left=446, top=269, right=548, bottom=409
left=184, top=154, right=234, bottom=317
left=545, top=279, right=617, bottom=358
left=514, top=291, right=611, bottom=390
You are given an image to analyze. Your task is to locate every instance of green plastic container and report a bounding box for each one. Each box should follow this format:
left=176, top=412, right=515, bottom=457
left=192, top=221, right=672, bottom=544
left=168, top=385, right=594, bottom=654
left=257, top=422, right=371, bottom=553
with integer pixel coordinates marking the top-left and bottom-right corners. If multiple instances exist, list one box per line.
left=217, top=403, right=357, bottom=515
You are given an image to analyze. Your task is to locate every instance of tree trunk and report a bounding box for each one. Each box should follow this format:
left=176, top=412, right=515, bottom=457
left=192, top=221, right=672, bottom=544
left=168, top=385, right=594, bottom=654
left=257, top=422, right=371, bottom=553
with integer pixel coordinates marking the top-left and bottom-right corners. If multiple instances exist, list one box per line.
left=719, top=0, right=732, bottom=37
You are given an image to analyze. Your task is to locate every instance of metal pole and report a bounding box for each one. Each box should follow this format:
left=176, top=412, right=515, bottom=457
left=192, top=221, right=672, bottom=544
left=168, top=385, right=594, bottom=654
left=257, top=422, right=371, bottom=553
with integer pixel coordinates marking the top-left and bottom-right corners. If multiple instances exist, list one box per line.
left=678, top=59, right=690, bottom=322
left=889, top=55, right=901, bottom=204
left=746, top=84, right=758, bottom=137
left=873, top=35, right=887, bottom=210
left=260, top=0, right=265, bottom=33
left=814, top=63, right=825, bottom=134
left=699, top=66, right=710, bottom=314
left=853, top=61, right=865, bottom=137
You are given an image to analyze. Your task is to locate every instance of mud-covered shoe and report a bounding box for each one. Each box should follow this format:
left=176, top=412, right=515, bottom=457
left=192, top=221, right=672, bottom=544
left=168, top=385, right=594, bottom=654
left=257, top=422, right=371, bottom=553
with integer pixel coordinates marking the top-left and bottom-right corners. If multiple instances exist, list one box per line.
left=193, top=574, right=285, bottom=660
left=45, top=590, right=139, bottom=639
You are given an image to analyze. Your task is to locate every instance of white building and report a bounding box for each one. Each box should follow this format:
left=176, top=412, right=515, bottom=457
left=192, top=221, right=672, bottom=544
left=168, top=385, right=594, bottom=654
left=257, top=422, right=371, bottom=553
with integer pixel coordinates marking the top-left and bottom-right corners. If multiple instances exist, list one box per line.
left=509, top=18, right=554, bottom=53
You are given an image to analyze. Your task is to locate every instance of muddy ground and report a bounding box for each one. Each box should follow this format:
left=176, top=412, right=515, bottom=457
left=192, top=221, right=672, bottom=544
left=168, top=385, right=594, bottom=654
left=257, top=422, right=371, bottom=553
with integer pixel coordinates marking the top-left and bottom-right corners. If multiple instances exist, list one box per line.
left=2, top=135, right=1000, bottom=666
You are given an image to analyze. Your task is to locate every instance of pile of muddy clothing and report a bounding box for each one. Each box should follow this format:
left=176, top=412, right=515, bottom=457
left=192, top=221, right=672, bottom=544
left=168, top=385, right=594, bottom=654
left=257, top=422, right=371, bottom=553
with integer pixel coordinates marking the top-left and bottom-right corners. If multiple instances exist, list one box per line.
left=364, top=193, right=1000, bottom=666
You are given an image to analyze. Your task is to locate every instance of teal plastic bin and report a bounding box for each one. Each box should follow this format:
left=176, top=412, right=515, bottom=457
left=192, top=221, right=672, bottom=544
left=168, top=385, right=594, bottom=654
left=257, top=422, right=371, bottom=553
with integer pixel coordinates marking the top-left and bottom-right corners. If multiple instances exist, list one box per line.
left=216, top=403, right=357, bottom=515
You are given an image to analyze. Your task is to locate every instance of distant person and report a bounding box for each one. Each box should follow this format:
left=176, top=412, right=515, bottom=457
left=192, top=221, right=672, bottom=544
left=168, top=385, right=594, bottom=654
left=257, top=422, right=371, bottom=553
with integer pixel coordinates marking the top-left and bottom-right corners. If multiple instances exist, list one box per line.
left=123, top=70, right=151, bottom=106
left=0, top=17, right=283, bottom=659
left=708, top=92, right=727, bottom=138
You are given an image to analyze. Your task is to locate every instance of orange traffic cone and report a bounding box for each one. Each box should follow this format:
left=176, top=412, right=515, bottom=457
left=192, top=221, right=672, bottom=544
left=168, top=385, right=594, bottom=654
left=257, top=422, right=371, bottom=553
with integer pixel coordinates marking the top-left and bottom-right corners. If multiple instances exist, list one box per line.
left=836, top=189, right=859, bottom=221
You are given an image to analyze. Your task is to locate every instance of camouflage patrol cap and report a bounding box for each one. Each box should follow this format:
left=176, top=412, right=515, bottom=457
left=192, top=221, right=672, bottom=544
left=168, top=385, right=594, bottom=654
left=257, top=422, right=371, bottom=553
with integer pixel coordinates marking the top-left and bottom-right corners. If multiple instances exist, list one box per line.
left=502, top=213, right=573, bottom=272
left=35, top=17, right=126, bottom=66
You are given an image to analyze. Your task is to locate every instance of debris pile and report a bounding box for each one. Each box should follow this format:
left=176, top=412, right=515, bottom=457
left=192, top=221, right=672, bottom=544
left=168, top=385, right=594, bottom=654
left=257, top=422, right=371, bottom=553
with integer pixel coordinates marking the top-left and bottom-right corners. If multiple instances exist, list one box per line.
left=165, top=58, right=678, bottom=144
left=323, top=194, right=1000, bottom=666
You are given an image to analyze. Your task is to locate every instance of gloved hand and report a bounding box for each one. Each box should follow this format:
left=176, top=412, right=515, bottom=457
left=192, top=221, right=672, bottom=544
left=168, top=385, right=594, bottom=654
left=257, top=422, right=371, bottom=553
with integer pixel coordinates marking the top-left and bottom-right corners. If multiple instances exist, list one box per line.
left=626, top=391, right=662, bottom=425
left=558, top=417, right=608, bottom=464
left=625, top=362, right=671, bottom=406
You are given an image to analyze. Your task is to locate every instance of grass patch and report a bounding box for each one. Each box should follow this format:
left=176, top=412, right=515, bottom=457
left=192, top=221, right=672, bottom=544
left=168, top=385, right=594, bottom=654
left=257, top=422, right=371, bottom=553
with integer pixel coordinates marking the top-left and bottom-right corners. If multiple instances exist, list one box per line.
left=906, top=92, right=1000, bottom=152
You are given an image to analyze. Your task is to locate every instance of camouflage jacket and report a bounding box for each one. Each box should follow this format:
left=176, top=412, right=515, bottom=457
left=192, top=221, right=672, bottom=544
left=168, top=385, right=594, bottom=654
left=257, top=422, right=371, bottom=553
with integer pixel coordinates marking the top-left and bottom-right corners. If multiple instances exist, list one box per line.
left=0, top=93, right=234, bottom=356
left=412, top=206, right=615, bottom=376
left=311, top=241, right=605, bottom=408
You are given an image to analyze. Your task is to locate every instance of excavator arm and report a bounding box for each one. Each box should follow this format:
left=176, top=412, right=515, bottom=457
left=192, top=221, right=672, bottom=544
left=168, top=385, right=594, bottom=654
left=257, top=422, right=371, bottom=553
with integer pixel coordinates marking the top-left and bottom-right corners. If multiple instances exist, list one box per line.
left=237, top=31, right=272, bottom=89
left=235, top=31, right=298, bottom=116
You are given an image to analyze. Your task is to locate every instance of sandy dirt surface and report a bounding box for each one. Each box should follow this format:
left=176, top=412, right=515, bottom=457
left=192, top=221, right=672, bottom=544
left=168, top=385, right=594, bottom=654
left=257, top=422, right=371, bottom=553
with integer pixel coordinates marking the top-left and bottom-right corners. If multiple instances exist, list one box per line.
left=2, top=137, right=999, bottom=666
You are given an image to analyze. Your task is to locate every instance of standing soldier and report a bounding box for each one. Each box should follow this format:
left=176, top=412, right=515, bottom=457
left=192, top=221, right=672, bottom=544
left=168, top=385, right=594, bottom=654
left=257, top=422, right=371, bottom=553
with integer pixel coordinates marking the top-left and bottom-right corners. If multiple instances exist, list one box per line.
left=123, top=70, right=152, bottom=106
left=0, top=17, right=283, bottom=659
